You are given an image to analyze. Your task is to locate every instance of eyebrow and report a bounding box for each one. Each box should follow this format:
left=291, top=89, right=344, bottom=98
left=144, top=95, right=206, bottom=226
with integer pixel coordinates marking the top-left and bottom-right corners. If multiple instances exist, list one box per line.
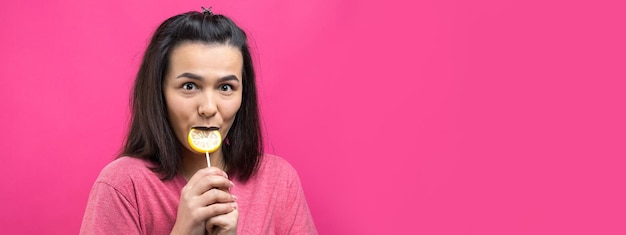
left=176, top=72, right=240, bottom=83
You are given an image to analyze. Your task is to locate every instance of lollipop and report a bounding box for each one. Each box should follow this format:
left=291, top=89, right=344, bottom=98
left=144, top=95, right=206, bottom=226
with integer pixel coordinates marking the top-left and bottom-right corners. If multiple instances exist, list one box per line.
left=188, top=127, right=222, bottom=167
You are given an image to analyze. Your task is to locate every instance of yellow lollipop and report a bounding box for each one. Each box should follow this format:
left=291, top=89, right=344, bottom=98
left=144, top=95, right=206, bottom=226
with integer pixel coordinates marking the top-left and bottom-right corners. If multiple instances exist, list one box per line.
left=188, top=127, right=222, bottom=167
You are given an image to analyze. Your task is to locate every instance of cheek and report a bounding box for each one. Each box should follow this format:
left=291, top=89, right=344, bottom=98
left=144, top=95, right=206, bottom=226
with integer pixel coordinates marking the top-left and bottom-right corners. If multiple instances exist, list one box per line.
left=220, top=98, right=242, bottom=131
left=164, top=93, right=180, bottom=121
left=224, top=98, right=242, bottom=119
left=167, top=103, right=193, bottom=147
left=164, top=92, right=190, bottom=135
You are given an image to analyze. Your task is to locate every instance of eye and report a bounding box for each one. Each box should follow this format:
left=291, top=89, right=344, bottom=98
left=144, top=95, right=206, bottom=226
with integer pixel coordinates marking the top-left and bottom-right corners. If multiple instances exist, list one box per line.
left=182, top=82, right=198, bottom=91
left=219, top=84, right=233, bottom=92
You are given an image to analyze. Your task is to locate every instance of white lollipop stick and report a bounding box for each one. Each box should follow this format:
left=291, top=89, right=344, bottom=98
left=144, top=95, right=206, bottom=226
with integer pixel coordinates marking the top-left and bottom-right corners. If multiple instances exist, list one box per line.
left=206, top=152, right=211, bottom=168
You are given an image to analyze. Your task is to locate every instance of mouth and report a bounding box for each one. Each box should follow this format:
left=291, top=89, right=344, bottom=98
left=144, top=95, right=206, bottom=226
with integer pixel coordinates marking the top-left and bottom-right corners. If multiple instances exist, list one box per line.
left=191, top=126, right=219, bottom=131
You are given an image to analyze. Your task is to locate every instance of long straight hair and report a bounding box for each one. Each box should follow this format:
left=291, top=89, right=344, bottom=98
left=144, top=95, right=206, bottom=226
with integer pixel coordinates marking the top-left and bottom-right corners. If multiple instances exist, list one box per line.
left=121, top=11, right=263, bottom=182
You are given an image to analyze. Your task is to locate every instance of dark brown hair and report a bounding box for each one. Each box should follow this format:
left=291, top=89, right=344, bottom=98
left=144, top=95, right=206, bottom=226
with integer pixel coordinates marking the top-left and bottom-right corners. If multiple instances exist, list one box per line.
left=121, top=11, right=263, bottom=182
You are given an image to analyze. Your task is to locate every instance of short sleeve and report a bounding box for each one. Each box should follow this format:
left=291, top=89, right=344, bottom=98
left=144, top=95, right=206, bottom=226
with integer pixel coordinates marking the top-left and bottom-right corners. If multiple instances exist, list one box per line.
left=279, top=170, right=318, bottom=234
left=80, top=181, right=142, bottom=235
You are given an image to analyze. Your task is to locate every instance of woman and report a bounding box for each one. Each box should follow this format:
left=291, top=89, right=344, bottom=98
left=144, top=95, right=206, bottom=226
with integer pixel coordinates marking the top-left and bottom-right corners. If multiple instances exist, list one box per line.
left=80, top=9, right=317, bottom=234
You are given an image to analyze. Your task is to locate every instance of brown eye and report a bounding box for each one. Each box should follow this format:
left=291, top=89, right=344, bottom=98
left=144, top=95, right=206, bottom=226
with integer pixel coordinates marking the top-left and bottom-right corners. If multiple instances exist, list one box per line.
left=183, top=82, right=197, bottom=90
left=219, top=84, right=233, bottom=92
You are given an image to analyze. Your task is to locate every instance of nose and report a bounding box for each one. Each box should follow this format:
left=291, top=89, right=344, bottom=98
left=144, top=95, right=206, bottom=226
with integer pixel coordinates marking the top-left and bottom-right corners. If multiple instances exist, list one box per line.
left=198, top=92, right=217, bottom=118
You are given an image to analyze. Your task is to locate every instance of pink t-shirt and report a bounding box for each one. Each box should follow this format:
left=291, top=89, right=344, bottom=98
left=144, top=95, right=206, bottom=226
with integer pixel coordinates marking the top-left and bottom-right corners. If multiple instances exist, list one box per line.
left=80, top=154, right=317, bottom=234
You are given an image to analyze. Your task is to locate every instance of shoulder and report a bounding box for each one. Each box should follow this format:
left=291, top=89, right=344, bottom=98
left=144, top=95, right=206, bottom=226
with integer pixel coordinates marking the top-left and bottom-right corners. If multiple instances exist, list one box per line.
left=95, top=156, right=160, bottom=188
left=257, top=154, right=299, bottom=178
left=82, top=157, right=158, bottom=233
left=254, top=155, right=318, bottom=233
left=246, top=153, right=302, bottom=188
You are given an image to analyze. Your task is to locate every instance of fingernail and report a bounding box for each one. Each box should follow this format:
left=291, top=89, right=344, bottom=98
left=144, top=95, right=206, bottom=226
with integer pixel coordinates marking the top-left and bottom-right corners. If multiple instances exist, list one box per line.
left=232, top=202, right=238, bottom=209
left=232, top=195, right=238, bottom=201
left=223, top=172, right=229, bottom=178
left=229, top=181, right=235, bottom=187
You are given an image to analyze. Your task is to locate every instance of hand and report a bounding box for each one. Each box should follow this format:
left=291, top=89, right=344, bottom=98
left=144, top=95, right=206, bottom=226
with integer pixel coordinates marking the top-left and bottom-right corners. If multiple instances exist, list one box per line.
left=170, top=167, right=237, bottom=235
left=206, top=206, right=238, bottom=235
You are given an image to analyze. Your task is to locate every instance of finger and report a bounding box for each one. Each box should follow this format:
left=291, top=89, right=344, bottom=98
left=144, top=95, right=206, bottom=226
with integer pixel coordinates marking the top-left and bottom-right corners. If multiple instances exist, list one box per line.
left=196, top=202, right=238, bottom=223
left=206, top=207, right=239, bottom=232
left=199, top=189, right=237, bottom=206
left=187, top=167, right=228, bottom=186
left=184, top=174, right=233, bottom=196
left=195, top=175, right=233, bottom=195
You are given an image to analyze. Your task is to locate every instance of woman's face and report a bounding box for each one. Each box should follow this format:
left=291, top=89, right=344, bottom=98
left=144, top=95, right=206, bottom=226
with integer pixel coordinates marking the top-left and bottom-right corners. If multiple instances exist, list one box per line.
left=163, top=42, right=243, bottom=156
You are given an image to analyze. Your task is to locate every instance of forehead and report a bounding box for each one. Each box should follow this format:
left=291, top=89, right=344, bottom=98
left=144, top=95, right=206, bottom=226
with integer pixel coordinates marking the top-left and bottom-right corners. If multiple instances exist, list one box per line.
left=167, top=42, right=243, bottom=77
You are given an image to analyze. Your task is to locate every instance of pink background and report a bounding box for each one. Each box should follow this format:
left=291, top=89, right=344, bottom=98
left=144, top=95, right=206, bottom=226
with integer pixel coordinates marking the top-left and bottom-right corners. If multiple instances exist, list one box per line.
left=1, top=0, right=625, bottom=234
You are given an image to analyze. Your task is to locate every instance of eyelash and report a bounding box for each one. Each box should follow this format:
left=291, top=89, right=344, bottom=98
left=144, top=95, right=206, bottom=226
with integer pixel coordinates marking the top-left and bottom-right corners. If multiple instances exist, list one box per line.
left=181, top=82, right=235, bottom=92
left=182, top=82, right=198, bottom=90
left=220, top=84, right=233, bottom=92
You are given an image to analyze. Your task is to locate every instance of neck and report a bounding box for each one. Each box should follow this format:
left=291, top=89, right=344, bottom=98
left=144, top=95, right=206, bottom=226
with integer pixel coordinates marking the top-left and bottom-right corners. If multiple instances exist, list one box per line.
left=181, top=147, right=225, bottom=181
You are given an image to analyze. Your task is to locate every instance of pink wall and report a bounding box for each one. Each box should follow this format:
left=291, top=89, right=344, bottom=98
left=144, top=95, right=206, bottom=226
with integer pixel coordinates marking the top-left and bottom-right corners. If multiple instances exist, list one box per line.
left=1, top=0, right=625, bottom=234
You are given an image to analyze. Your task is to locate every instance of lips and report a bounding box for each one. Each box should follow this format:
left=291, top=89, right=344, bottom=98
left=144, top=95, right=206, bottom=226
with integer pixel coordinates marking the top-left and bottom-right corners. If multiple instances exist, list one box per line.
left=191, top=125, right=219, bottom=131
